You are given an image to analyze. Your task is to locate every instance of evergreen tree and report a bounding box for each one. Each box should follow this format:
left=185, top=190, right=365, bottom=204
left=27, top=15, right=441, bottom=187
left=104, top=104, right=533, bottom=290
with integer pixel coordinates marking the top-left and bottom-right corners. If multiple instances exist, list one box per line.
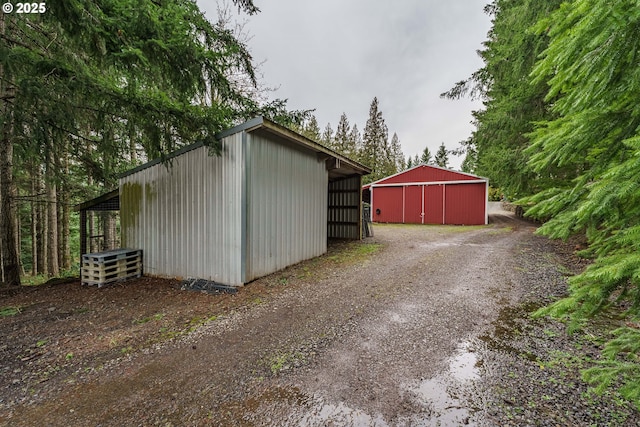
left=0, top=0, right=281, bottom=286
left=442, top=0, right=562, bottom=198
left=420, top=147, right=432, bottom=165
left=349, top=124, right=362, bottom=156
left=390, top=133, right=404, bottom=172
left=413, top=154, right=420, bottom=166
left=514, top=0, right=640, bottom=402
left=461, top=147, right=478, bottom=174
left=301, top=115, right=321, bottom=142
left=434, top=143, right=449, bottom=168
left=361, top=97, right=390, bottom=183
left=406, top=156, right=413, bottom=169
left=334, top=113, right=354, bottom=157
left=321, top=123, right=334, bottom=150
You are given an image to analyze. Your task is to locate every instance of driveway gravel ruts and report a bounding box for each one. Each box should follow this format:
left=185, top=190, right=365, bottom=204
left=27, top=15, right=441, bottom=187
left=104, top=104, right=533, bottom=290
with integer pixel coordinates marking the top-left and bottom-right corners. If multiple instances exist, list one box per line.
left=2, top=203, right=638, bottom=426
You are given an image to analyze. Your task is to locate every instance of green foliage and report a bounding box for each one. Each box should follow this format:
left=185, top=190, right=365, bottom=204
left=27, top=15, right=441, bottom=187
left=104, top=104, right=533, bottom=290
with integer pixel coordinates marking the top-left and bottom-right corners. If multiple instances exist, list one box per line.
left=488, top=187, right=502, bottom=202
left=0, top=306, right=21, bottom=317
left=526, top=0, right=640, bottom=405
left=449, top=0, right=640, bottom=403
left=360, top=97, right=399, bottom=183
left=1, top=0, right=304, bottom=284
left=434, top=143, right=449, bottom=168
left=420, top=146, right=431, bottom=165
left=334, top=113, right=357, bottom=158
left=443, top=0, right=563, bottom=198
left=300, top=115, right=321, bottom=141
left=321, top=122, right=334, bottom=150
left=583, top=327, right=640, bottom=407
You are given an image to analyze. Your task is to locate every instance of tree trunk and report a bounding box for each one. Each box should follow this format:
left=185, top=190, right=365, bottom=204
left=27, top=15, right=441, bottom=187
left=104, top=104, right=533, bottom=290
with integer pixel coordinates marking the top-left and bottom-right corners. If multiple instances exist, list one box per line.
left=88, top=211, right=96, bottom=253
left=0, top=122, right=20, bottom=286
left=31, top=169, right=38, bottom=276
left=58, top=141, right=70, bottom=270
left=36, top=167, right=47, bottom=275
left=46, top=144, right=59, bottom=276
left=0, top=12, right=21, bottom=286
left=103, top=211, right=117, bottom=250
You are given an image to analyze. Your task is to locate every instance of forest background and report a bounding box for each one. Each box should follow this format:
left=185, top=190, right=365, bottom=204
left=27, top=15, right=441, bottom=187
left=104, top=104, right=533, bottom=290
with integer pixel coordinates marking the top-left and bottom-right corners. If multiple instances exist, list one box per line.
left=2, top=0, right=640, bottom=405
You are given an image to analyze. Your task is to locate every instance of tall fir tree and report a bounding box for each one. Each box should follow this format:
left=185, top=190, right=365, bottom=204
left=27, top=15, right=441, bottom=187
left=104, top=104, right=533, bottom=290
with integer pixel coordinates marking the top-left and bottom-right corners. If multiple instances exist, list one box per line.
left=517, top=0, right=640, bottom=403
left=349, top=124, right=362, bottom=155
left=321, top=123, right=334, bottom=150
left=302, top=115, right=321, bottom=142
left=420, top=147, right=432, bottom=165
left=361, top=97, right=390, bottom=183
left=0, top=0, right=295, bottom=286
left=442, top=0, right=563, bottom=198
left=434, top=143, right=449, bottom=168
left=334, top=113, right=355, bottom=157
left=390, top=133, right=404, bottom=172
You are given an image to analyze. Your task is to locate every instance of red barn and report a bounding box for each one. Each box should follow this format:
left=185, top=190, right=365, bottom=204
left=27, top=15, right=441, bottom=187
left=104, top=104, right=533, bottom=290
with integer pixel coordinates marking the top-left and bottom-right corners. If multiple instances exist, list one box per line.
left=362, top=165, right=488, bottom=225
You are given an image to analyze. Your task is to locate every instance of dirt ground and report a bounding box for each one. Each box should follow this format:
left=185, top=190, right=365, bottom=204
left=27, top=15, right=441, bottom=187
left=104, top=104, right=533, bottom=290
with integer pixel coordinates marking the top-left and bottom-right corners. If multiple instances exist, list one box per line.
left=1, top=205, right=638, bottom=426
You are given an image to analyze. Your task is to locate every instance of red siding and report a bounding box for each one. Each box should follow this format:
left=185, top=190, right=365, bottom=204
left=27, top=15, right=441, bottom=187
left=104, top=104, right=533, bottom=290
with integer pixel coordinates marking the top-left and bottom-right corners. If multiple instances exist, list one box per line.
left=376, top=165, right=478, bottom=185
left=424, top=184, right=444, bottom=224
left=404, top=185, right=423, bottom=223
left=444, top=183, right=487, bottom=225
left=372, top=186, right=403, bottom=223
left=367, top=165, right=487, bottom=225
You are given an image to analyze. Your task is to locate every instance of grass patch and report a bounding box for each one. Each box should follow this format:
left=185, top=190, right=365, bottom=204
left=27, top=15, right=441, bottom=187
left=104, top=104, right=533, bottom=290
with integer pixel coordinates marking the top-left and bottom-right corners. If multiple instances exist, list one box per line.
left=0, top=306, right=21, bottom=316
left=133, top=312, right=165, bottom=325
left=268, top=351, right=305, bottom=374
left=21, top=267, right=79, bottom=286
left=326, top=242, right=382, bottom=265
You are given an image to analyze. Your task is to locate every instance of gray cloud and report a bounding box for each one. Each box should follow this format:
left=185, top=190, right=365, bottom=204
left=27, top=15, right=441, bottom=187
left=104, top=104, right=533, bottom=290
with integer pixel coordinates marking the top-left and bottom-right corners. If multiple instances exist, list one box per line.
left=198, top=0, right=491, bottom=168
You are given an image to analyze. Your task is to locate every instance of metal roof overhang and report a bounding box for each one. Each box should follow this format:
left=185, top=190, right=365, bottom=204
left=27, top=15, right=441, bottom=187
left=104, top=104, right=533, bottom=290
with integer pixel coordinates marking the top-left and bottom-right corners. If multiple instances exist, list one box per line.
left=74, top=189, right=119, bottom=212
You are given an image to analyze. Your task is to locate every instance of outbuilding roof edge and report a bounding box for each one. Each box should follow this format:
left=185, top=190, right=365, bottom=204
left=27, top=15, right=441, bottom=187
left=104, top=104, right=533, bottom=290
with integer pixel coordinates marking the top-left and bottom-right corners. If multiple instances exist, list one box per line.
left=118, top=117, right=370, bottom=179
left=362, top=164, right=488, bottom=189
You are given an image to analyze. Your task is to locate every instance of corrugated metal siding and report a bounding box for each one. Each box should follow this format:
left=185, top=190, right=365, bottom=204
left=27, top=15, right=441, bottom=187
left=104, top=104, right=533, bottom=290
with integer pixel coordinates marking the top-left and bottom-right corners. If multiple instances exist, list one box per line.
left=120, top=136, right=244, bottom=285
left=444, top=182, right=487, bottom=225
left=371, top=182, right=486, bottom=225
left=404, top=185, right=423, bottom=223
left=328, top=176, right=361, bottom=239
left=424, top=185, right=445, bottom=224
left=245, top=133, right=328, bottom=281
left=372, top=187, right=404, bottom=223
left=377, top=165, right=479, bottom=185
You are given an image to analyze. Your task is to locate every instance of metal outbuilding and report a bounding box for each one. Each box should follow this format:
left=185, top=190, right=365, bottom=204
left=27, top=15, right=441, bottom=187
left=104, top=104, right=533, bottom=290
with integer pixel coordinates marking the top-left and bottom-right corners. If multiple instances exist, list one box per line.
left=119, top=117, right=370, bottom=286
left=362, top=164, right=488, bottom=225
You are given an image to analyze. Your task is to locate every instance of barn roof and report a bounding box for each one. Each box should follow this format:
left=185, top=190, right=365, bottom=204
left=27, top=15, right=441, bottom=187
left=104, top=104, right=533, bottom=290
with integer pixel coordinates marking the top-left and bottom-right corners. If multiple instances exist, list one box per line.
left=120, top=117, right=371, bottom=182
left=362, top=164, right=487, bottom=189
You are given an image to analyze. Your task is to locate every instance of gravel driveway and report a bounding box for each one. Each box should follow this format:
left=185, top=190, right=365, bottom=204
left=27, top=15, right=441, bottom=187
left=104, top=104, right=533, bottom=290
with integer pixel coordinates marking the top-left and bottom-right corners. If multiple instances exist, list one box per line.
left=3, top=204, right=638, bottom=426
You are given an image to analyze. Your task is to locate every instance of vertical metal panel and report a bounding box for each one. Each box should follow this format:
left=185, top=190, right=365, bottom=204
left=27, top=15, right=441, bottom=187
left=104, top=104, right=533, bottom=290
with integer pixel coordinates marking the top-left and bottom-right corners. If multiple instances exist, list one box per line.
left=444, top=182, right=487, bottom=225
left=404, top=185, right=423, bottom=224
left=423, top=184, right=445, bottom=225
left=377, top=165, right=480, bottom=185
left=328, top=175, right=362, bottom=239
left=120, top=136, right=244, bottom=285
left=245, top=133, right=328, bottom=281
left=371, top=187, right=403, bottom=223
left=370, top=179, right=488, bottom=225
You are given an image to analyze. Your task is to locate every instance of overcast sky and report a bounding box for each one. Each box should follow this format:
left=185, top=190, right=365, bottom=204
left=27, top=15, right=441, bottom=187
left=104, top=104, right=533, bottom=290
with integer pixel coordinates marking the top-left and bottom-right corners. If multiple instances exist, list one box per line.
left=197, top=1, right=492, bottom=169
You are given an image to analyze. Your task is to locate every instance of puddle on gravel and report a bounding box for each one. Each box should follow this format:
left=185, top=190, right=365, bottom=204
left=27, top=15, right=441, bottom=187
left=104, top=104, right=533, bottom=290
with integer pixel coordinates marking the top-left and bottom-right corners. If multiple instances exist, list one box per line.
left=479, top=301, right=541, bottom=362
left=225, top=342, right=483, bottom=425
left=402, top=340, right=481, bottom=426
left=298, top=400, right=388, bottom=426
left=449, top=340, right=481, bottom=382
